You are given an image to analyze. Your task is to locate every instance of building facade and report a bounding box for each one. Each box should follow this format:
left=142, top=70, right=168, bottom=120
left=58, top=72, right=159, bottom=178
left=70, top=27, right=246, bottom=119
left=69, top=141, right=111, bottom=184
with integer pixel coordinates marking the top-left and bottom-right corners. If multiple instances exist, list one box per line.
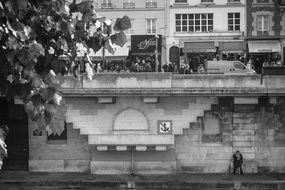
left=246, top=0, right=284, bottom=74
left=93, top=0, right=168, bottom=69
left=167, top=0, right=246, bottom=70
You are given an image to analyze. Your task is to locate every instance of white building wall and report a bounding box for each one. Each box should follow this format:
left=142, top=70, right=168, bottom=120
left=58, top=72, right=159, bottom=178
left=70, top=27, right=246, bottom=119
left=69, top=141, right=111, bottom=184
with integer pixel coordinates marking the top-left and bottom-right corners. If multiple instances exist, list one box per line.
left=166, top=0, right=246, bottom=63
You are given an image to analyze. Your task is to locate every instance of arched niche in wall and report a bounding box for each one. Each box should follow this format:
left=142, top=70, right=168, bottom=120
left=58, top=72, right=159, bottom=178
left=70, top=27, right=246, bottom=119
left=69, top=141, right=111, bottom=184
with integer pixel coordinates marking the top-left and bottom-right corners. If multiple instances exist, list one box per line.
left=169, top=46, right=180, bottom=65
left=113, top=108, right=149, bottom=131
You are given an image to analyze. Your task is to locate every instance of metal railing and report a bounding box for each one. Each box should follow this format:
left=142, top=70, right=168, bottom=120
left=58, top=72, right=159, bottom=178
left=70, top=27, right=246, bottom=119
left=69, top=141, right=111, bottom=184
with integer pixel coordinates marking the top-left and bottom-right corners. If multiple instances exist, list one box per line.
left=146, top=2, right=157, bottom=8
left=123, top=2, right=135, bottom=8
left=101, top=3, right=112, bottom=8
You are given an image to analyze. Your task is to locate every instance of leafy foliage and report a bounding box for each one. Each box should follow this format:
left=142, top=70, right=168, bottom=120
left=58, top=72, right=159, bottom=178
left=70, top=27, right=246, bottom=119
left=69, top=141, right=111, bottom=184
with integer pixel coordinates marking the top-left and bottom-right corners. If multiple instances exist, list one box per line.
left=0, top=0, right=131, bottom=135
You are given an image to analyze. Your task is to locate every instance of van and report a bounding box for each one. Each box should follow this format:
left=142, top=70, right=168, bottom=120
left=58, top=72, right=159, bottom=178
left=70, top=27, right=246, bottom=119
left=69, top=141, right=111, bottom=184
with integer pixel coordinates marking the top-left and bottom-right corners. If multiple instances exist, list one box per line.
left=205, top=61, right=256, bottom=74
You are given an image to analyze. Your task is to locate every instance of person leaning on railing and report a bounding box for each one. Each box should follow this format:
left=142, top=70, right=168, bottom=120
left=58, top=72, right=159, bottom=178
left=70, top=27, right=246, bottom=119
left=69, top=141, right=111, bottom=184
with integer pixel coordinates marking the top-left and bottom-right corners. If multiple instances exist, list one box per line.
left=0, top=124, right=9, bottom=170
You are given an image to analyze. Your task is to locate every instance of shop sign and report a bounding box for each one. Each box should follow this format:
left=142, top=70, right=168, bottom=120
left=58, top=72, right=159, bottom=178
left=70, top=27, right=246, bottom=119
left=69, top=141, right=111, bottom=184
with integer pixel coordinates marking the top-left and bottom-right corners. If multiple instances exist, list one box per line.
left=257, top=49, right=273, bottom=53
left=131, top=35, right=162, bottom=54
left=158, top=120, right=172, bottom=134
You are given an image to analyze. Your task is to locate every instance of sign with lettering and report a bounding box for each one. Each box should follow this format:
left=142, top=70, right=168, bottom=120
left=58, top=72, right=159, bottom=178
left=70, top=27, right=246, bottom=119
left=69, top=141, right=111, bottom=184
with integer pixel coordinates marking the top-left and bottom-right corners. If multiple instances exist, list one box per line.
left=158, top=120, right=172, bottom=134
left=33, top=129, right=42, bottom=136
left=257, top=49, right=273, bottom=53
left=131, top=35, right=162, bottom=54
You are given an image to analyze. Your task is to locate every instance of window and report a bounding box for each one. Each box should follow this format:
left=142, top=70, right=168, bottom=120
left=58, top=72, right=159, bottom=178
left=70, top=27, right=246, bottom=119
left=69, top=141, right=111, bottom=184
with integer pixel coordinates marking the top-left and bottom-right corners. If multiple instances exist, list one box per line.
left=126, top=19, right=134, bottom=34
left=101, top=0, right=112, bottom=8
left=280, top=0, right=285, bottom=5
left=146, top=19, right=156, bottom=33
left=124, top=0, right=135, bottom=8
left=146, top=0, right=157, bottom=8
left=256, top=0, right=269, bottom=3
left=257, top=15, right=269, bottom=32
left=175, top=0, right=187, bottom=3
left=228, top=13, right=240, bottom=31
left=227, top=0, right=240, bottom=2
left=234, top=62, right=246, bottom=70
left=175, top=13, right=213, bottom=32
left=201, top=0, right=214, bottom=3
left=47, top=121, right=67, bottom=144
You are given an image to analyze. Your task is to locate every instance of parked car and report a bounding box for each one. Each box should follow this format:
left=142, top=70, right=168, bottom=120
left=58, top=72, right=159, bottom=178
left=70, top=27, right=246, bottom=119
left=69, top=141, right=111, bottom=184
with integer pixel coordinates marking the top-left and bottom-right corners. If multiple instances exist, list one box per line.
left=205, top=61, right=256, bottom=74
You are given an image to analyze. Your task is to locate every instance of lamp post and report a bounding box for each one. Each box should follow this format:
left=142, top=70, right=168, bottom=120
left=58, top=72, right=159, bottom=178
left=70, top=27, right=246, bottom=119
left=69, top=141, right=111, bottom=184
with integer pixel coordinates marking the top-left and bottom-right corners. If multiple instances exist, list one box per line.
left=154, top=34, right=159, bottom=72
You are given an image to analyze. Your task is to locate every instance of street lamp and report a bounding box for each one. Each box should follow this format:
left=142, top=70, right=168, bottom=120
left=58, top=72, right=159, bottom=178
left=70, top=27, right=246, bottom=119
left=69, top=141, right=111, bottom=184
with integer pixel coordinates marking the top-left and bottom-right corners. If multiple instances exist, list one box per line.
left=154, top=34, right=159, bottom=72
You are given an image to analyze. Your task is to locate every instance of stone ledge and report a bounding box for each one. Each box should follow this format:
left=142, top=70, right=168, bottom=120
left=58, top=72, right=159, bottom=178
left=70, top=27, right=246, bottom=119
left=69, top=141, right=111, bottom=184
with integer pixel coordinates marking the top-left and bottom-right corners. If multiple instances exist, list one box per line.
left=88, top=134, right=174, bottom=145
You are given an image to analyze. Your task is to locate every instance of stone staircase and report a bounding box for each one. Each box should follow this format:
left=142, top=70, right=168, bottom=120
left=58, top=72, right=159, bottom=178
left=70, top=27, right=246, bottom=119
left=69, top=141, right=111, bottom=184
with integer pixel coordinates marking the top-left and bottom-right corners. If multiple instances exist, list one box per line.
left=180, top=98, right=259, bottom=173
left=232, top=105, right=258, bottom=173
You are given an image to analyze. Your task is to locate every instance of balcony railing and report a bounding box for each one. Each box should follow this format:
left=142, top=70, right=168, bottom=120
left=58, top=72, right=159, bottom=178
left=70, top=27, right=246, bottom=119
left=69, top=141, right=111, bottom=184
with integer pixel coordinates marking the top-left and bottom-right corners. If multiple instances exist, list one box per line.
left=146, top=29, right=156, bottom=34
left=146, top=2, right=157, bottom=8
left=101, top=3, right=113, bottom=8
left=123, top=2, right=135, bottom=8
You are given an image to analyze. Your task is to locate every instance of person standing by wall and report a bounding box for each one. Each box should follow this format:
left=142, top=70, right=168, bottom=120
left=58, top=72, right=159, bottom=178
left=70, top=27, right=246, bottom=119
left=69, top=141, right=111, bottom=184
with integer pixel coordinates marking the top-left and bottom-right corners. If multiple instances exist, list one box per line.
left=232, top=150, right=244, bottom=175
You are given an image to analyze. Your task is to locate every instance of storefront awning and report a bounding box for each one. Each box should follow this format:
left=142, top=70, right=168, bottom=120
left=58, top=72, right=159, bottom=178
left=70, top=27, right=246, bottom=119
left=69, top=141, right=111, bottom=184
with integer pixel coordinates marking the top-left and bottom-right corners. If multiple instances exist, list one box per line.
left=219, top=41, right=245, bottom=53
left=90, top=45, right=130, bottom=60
left=183, top=42, right=216, bottom=53
left=248, top=40, right=281, bottom=53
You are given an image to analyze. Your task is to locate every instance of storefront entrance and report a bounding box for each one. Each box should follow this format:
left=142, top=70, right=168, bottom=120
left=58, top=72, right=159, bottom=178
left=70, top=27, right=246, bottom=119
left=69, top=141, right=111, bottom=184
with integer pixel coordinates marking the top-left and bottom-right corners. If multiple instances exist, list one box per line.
left=0, top=98, right=29, bottom=170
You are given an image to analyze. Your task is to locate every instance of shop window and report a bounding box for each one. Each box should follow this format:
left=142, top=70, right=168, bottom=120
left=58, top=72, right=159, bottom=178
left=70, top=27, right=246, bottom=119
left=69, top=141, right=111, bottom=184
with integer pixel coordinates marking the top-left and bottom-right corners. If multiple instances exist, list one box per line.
left=256, top=0, right=269, bottom=3
left=228, top=13, right=240, bottom=31
left=228, top=0, right=240, bottom=2
left=47, top=121, right=67, bottom=144
left=257, top=15, right=269, bottom=32
left=175, top=13, right=213, bottom=32
left=175, top=0, right=187, bottom=3
left=201, top=0, right=214, bottom=3
left=146, top=19, right=157, bottom=33
left=101, top=0, right=112, bottom=8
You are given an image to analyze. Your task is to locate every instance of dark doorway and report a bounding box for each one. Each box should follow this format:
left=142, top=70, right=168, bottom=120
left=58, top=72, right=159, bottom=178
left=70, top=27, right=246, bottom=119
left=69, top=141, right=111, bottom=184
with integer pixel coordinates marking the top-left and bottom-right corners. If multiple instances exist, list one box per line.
left=169, top=46, right=180, bottom=66
left=0, top=98, right=29, bottom=170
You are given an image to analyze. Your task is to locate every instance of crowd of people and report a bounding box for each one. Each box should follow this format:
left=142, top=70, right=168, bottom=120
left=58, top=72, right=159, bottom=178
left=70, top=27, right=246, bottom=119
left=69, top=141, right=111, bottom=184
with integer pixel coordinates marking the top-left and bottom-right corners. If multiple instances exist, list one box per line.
left=63, top=53, right=284, bottom=75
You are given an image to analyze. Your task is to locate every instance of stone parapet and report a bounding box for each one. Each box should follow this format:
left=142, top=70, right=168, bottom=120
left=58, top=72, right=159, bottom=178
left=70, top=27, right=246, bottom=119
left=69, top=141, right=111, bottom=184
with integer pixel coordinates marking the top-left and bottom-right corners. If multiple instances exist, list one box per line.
left=61, top=74, right=285, bottom=96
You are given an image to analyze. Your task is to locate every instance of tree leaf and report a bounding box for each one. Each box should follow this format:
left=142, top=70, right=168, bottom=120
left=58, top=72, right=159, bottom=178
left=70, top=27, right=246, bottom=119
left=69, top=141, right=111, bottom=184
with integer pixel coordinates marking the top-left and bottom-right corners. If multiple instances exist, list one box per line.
left=17, top=49, right=32, bottom=65
left=49, top=103, right=67, bottom=135
left=76, top=1, right=93, bottom=14
left=110, top=31, right=127, bottom=47
left=39, top=87, right=56, bottom=102
left=113, top=16, right=131, bottom=31
left=29, top=43, right=45, bottom=58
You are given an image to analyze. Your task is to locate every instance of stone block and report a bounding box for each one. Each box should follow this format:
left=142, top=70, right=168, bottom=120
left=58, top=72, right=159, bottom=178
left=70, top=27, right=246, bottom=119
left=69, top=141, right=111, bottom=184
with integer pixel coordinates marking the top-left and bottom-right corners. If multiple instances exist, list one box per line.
left=233, top=123, right=256, bottom=130
left=233, top=130, right=255, bottom=136
left=233, top=135, right=255, bottom=142
left=234, top=104, right=259, bottom=112
left=98, top=97, right=115, bottom=104
left=90, top=161, right=130, bottom=174
left=116, top=146, right=127, bottom=151
left=97, top=146, right=108, bottom=151
left=135, top=161, right=176, bottom=174
left=233, top=112, right=255, bottom=118
left=234, top=97, right=258, bottom=104
left=136, top=146, right=147, bottom=151
left=233, top=141, right=255, bottom=147
left=29, top=160, right=64, bottom=172
left=155, top=146, right=167, bottom=151
left=64, top=160, right=90, bottom=172
left=233, top=117, right=255, bottom=124
left=143, top=97, right=158, bottom=103
left=243, top=160, right=257, bottom=173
